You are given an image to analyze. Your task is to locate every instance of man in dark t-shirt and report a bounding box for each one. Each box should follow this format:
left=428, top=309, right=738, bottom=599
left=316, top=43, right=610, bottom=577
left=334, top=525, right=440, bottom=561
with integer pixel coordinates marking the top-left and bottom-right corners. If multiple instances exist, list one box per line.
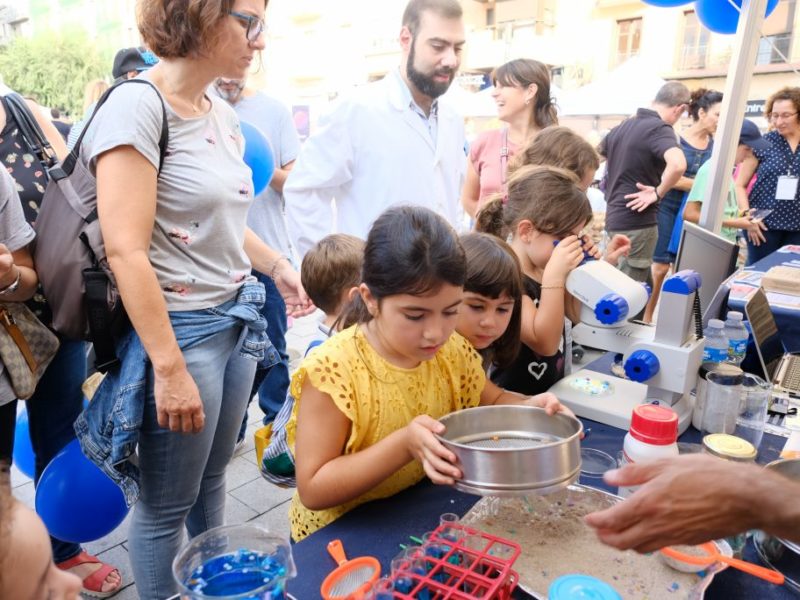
left=599, top=82, right=689, bottom=284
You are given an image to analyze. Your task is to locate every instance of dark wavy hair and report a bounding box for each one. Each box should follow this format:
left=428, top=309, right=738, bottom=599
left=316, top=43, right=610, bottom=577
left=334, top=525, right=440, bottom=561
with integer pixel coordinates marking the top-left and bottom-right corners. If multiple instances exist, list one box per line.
left=460, top=233, right=522, bottom=368
left=688, top=88, right=723, bottom=122
left=493, top=59, right=558, bottom=131
left=476, top=165, right=592, bottom=242
left=340, top=206, right=466, bottom=327
left=138, top=0, right=268, bottom=59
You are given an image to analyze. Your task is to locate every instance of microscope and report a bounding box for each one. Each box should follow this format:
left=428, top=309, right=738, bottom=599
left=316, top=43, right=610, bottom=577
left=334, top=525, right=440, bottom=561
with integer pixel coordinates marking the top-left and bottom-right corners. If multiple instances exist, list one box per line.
left=550, top=260, right=705, bottom=434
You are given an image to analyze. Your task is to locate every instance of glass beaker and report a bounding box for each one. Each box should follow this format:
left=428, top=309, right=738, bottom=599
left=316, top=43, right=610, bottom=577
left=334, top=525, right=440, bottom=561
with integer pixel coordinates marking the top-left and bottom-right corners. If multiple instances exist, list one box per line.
left=700, top=369, right=744, bottom=437
left=172, top=524, right=296, bottom=600
left=735, top=373, right=772, bottom=451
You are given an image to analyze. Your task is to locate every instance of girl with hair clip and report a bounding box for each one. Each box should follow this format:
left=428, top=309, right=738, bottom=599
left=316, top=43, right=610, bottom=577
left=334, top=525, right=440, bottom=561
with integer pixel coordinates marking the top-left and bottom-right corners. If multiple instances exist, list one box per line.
left=456, top=232, right=522, bottom=371
left=461, top=59, right=557, bottom=218
left=286, top=206, right=572, bottom=541
left=476, top=165, right=597, bottom=396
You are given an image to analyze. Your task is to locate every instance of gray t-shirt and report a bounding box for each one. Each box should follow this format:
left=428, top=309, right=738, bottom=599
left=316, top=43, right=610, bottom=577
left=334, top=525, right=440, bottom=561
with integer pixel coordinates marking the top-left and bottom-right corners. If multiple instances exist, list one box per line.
left=221, top=92, right=300, bottom=262
left=0, top=166, right=35, bottom=405
left=81, top=78, right=254, bottom=311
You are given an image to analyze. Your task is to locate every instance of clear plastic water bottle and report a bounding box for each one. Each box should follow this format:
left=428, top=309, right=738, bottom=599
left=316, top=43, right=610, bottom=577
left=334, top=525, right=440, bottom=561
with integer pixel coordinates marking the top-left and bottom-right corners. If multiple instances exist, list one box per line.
left=724, top=311, right=748, bottom=366
left=702, top=319, right=729, bottom=364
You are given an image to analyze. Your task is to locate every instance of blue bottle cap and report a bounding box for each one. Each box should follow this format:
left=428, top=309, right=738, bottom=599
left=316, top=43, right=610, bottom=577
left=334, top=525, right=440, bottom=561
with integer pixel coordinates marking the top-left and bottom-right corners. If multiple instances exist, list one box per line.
left=548, top=574, right=622, bottom=600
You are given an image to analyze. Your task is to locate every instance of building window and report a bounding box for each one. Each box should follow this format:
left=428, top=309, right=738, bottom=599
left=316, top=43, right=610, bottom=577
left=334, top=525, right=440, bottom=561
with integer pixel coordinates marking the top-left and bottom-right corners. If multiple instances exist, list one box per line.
left=756, top=0, right=795, bottom=64
left=486, top=7, right=495, bottom=27
left=679, top=11, right=709, bottom=70
left=614, top=18, right=642, bottom=66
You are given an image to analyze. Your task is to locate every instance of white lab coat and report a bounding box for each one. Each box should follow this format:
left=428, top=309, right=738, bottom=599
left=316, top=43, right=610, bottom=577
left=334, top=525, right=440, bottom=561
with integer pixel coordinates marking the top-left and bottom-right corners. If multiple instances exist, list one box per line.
left=284, top=69, right=467, bottom=256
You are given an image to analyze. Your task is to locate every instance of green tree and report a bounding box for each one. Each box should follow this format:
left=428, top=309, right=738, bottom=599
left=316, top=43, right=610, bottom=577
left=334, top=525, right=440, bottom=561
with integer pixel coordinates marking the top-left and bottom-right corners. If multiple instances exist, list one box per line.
left=0, top=30, right=109, bottom=117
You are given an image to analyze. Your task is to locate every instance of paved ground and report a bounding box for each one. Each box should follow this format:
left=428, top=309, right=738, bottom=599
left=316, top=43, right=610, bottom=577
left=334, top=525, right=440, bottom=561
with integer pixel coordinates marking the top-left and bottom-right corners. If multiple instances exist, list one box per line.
left=11, top=311, right=324, bottom=600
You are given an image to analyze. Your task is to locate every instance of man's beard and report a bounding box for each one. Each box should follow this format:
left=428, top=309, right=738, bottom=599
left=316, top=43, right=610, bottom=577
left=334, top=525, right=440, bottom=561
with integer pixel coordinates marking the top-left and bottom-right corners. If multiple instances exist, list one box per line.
left=214, top=81, right=244, bottom=104
left=406, top=37, right=455, bottom=100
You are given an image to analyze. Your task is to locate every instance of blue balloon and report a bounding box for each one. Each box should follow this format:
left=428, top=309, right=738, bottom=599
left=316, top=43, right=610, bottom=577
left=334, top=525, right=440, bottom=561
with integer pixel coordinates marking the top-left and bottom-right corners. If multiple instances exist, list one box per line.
left=241, top=121, right=275, bottom=196
left=696, top=0, right=779, bottom=34
left=12, top=408, right=35, bottom=479
left=642, top=0, right=692, bottom=6
left=35, top=439, right=128, bottom=543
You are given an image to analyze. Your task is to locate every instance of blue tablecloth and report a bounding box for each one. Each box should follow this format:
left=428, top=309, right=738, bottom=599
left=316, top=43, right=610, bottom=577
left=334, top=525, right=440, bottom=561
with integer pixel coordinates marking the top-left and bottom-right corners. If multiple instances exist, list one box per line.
left=286, top=419, right=792, bottom=599
left=729, top=246, right=800, bottom=353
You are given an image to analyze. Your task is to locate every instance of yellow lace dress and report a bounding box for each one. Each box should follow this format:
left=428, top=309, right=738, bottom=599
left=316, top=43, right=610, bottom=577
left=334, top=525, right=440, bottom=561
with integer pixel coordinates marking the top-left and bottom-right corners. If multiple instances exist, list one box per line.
left=285, top=325, right=485, bottom=541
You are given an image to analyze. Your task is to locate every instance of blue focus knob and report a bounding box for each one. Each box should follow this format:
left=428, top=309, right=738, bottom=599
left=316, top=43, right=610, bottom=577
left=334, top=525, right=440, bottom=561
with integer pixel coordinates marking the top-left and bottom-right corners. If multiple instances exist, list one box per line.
left=624, top=350, right=660, bottom=382
left=594, top=293, right=629, bottom=325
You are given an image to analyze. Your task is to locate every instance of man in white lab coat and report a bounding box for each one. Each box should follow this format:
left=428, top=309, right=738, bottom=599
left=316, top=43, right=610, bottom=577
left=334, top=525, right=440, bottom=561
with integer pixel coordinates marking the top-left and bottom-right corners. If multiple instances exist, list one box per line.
left=285, top=0, right=467, bottom=256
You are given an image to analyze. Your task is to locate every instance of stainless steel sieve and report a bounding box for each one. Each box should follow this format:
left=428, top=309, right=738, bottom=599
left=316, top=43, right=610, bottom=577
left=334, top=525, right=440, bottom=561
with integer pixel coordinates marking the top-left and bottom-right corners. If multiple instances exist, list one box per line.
left=437, top=405, right=582, bottom=496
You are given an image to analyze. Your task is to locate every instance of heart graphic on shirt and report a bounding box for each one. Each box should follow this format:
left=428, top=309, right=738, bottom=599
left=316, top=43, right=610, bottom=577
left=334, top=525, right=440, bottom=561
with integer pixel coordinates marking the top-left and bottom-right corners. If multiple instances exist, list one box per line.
left=528, top=362, right=548, bottom=380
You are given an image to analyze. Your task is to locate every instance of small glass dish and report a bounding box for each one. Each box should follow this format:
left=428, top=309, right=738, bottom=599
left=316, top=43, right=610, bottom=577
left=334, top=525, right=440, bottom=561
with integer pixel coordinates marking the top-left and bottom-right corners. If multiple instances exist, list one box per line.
left=580, top=448, right=617, bottom=478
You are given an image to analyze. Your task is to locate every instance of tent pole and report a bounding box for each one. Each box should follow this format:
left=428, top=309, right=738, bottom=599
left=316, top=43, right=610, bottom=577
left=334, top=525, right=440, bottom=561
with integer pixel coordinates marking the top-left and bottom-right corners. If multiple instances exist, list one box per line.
left=698, top=0, right=768, bottom=234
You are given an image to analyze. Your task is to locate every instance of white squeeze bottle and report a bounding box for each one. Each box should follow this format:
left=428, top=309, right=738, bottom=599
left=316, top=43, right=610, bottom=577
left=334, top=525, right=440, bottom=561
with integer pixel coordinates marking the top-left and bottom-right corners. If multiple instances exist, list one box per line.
left=724, top=311, right=748, bottom=366
left=702, top=319, right=729, bottom=364
left=618, top=405, right=679, bottom=498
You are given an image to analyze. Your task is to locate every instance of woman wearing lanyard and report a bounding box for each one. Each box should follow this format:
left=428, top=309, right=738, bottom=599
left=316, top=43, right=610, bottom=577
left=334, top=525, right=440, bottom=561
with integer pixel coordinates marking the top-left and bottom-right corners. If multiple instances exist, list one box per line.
left=460, top=58, right=557, bottom=219
left=736, top=87, right=800, bottom=264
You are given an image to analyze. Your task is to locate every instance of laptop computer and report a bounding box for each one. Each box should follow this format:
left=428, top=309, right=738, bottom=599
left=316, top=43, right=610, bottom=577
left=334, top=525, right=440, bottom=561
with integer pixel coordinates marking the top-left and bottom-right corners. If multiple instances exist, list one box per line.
left=744, top=287, right=800, bottom=394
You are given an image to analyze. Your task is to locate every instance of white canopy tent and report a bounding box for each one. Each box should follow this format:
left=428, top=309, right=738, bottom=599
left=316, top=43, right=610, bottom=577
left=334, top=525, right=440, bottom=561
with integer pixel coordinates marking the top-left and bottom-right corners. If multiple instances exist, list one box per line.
left=557, top=57, right=666, bottom=117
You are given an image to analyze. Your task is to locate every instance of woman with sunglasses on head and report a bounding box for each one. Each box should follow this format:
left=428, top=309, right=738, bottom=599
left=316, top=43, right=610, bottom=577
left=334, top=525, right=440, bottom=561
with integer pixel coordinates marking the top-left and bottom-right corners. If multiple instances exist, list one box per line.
left=74, top=1, right=310, bottom=598
left=735, top=87, right=800, bottom=264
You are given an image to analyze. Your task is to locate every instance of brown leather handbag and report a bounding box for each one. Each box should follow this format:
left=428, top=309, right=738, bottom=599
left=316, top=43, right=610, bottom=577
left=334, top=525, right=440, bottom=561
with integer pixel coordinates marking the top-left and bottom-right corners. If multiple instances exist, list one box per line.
left=0, top=302, right=59, bottom=399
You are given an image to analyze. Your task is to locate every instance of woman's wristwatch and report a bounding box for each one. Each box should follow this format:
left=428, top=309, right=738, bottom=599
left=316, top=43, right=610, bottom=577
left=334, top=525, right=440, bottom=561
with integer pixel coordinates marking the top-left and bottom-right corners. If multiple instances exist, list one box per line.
left=0, top=268, right=21, bottom=296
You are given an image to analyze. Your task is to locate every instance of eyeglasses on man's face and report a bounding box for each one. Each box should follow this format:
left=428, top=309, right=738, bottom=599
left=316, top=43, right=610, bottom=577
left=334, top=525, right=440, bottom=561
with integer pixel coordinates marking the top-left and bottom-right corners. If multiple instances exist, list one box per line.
left=228, top=10, right=265, bottom=43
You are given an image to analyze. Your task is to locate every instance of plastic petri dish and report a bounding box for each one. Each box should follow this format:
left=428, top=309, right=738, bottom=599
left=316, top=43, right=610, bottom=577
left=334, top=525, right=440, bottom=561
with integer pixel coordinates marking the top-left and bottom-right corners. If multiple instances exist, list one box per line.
left=580, top=448, right=617, bottom=478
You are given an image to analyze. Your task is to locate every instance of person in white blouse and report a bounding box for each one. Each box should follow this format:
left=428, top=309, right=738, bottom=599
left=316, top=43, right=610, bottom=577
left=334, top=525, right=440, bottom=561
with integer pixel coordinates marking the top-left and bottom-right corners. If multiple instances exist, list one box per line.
left=284, top=0, right=468, bottom=256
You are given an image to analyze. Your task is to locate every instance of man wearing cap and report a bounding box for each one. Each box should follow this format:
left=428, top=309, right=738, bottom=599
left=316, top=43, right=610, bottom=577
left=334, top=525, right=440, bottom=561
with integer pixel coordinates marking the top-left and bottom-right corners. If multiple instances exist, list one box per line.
left=111, top=46, right=159, bottom=83
left=67, top=47, right=158, bottom=149
left=682, top=119, right=771, bottom=246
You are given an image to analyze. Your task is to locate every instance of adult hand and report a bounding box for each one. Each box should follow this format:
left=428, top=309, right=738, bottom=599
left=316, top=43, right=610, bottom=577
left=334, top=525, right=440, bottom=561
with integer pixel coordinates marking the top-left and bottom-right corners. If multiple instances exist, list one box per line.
left=154, top=365, right=205, bottom=433
left=584, top=455, right=762, bottom=553
left=547, top=236, right=584, bottom=282
left=274, top=259, right=315, bottom=317
left=604, top=234, right=631, bottom=266
left=406, top=415, right=461, bottom=485
left=746, top=217, right=768, bottom=246
left=0, top=243, right=16, bottom=287
left=624, top=183, right=659, bottom=213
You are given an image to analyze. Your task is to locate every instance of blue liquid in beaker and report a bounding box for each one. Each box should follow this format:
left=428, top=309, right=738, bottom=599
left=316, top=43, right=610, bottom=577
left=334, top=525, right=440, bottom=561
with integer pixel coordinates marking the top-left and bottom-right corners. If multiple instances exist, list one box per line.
left=184, top=549, right=286, bottom=599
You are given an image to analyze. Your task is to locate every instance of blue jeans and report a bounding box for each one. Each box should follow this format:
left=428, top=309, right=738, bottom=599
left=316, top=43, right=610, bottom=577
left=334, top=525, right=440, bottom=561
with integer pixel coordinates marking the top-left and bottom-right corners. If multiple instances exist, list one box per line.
left=746, top=229, right=800, bottom=265
left=239, top=272, right=289, bottom=439
left=127, top=324, right=256, bottom=600
left=26, top=338, right=87, bottom=563
left=653, top=190, right=686, bottom=264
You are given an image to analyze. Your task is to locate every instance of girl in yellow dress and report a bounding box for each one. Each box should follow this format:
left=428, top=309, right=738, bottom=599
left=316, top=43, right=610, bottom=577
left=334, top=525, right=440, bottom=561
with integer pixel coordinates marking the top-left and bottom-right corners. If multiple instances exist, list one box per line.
left=286, top=206, right=571, bottom=541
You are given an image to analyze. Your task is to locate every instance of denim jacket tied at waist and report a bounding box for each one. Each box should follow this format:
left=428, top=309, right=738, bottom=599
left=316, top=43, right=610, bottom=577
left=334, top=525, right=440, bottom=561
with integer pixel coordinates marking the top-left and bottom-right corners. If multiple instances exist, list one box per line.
left=74, top=279, right=275, bottom=506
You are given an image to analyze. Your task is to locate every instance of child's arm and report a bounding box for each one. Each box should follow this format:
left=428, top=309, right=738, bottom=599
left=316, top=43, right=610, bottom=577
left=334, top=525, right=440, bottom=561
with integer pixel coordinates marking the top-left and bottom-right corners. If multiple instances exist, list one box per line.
left=521, top=236, right=583, bottom=356
left=479, top=379, right=575, bottom=418
left=294, top=382, right=461, bottom=508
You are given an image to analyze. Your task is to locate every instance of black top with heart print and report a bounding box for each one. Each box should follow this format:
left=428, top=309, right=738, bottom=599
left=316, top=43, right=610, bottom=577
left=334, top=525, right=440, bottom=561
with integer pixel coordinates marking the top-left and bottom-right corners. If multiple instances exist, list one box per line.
left=490, top=275, right=566, bottom=396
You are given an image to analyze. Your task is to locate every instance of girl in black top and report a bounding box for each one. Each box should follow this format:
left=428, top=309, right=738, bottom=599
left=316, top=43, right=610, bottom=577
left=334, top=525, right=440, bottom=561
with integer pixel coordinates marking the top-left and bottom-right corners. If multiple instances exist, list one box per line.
left=477, top=165, right=596, bottom=395
left=455, top=232, right=522, bottom=372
